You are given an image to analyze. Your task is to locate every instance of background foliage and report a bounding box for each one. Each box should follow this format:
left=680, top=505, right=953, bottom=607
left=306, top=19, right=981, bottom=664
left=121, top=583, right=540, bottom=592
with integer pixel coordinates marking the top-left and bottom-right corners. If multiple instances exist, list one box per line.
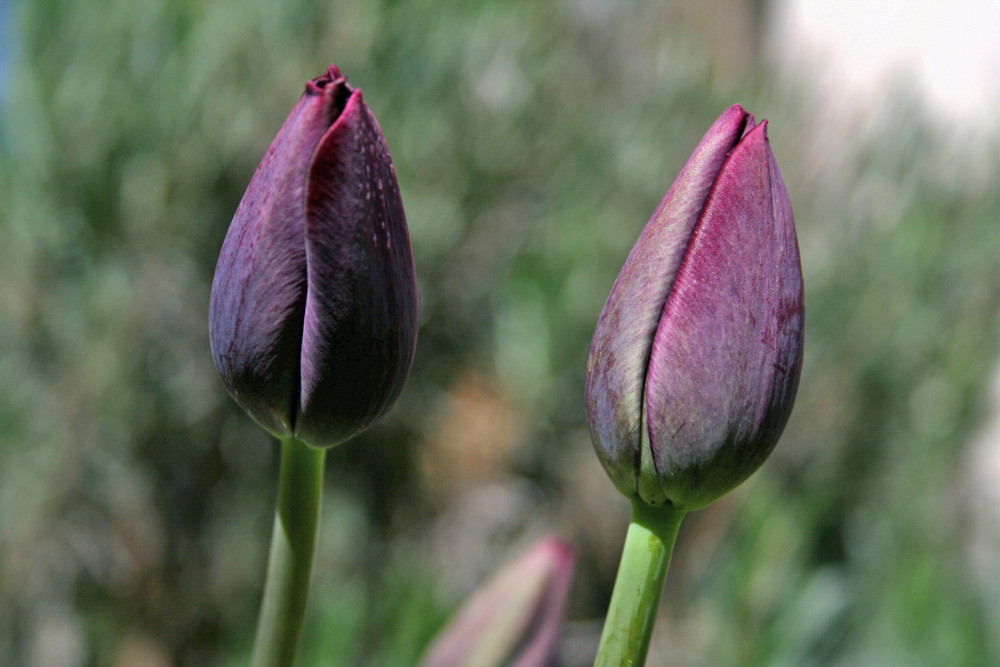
left=0, top=0, right=996, bottom=665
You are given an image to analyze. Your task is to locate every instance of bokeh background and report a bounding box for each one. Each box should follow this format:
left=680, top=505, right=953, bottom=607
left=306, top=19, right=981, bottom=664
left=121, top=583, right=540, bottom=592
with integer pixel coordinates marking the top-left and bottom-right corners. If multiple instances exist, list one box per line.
left=1, top=0, right=997, bottom=665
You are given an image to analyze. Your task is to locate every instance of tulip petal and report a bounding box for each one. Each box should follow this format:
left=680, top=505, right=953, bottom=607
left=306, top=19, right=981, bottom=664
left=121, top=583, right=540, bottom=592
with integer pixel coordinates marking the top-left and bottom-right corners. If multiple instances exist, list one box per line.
left=295, top=88, right=418, bottom=446
left=210, top=73, right=349, bottom=437
left=585, top=105, right=752, bottom=500
left=644, top=122, right=803, bottom=510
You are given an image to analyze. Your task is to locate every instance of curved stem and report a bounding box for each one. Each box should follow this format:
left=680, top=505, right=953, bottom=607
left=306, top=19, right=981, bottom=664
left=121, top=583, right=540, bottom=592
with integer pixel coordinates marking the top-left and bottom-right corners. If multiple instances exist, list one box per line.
left=593, top=502, right=686, bottom=667
left=251, top=437, right=326, bottom=667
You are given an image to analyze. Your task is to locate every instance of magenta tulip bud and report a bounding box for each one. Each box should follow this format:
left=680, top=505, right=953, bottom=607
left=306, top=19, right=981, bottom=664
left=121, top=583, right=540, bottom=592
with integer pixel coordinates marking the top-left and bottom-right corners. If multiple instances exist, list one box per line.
left=585, top=105, right=804, bottom=511
left=209, top=65, right=417, bottom=448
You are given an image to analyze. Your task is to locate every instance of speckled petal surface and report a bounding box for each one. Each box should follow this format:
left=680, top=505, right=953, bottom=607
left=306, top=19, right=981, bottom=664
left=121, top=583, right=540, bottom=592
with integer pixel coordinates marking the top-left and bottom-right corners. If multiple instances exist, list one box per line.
left=295, top=89, right=417, bottom=446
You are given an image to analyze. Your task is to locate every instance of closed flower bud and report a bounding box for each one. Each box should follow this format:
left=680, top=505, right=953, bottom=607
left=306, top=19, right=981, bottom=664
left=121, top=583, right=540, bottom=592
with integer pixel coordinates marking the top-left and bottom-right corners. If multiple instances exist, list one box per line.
left=586, top=105, right=804, bottom=511
left=210, top=65, right=417, bottom=448
left=420, top=537, right=576, bottom=667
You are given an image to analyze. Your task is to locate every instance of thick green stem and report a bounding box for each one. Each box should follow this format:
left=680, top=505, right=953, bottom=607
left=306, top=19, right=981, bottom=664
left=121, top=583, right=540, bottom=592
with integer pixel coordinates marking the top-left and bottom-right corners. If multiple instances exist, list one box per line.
left=251, top=437, right=326, bottom=667
left=594, top=502, right=686, bottom=667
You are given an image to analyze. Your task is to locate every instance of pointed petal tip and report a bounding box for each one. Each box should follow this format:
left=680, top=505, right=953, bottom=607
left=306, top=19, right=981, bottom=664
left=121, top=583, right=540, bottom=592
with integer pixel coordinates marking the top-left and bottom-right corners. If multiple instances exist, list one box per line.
left=535, top=535, right=576, bottom=568
left=305, top=63, right=348, bottom=94
left=705, top=104, right=757, bottom=147
left=729, top=119, right=770, bottom=156
left=718, top=103, right=749, bottom=127
left=725, top=104, right=773, bottom=138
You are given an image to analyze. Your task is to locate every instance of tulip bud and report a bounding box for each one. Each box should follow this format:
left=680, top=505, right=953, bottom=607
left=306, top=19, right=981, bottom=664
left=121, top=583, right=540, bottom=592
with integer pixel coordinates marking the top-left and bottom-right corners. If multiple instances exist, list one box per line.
left=420, top=537, right=576, bottom=667
left=586, top=105, right=803, bottom=511
left=210, top=65, right=417, bottom=448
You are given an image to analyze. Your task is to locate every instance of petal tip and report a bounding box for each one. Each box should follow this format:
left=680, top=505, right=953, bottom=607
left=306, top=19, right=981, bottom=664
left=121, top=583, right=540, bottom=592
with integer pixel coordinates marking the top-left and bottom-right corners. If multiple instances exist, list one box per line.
left=305, top=64, right=348, bottom=95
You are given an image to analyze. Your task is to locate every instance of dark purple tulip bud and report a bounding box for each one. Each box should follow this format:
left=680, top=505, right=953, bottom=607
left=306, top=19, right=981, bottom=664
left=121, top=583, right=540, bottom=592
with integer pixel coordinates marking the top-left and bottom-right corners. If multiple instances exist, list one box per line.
left=586, top=105, right=803, bottom=511
left=210, top=65, right=417, bottom=448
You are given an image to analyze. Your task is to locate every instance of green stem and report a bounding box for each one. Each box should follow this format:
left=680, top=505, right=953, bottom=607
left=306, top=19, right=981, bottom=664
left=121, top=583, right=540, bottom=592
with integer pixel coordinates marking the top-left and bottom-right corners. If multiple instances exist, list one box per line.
left=593, top=502, right=686, bottom=667
left=251, top=437, right=326, bottom=667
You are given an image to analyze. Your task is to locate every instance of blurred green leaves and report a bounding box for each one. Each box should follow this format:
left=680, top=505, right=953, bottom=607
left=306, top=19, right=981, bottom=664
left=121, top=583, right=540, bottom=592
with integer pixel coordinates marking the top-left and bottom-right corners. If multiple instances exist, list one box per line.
left=0, top=0, right=997, bottom=665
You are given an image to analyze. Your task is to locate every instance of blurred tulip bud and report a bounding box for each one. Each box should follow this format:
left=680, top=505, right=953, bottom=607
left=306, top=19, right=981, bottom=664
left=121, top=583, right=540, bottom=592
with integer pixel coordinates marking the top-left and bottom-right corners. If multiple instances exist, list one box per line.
left=209, top=65, right=417, bottom=448
left=586, top=105, right=804, bottom=511
left=420, top=537, right=576, bottom=667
